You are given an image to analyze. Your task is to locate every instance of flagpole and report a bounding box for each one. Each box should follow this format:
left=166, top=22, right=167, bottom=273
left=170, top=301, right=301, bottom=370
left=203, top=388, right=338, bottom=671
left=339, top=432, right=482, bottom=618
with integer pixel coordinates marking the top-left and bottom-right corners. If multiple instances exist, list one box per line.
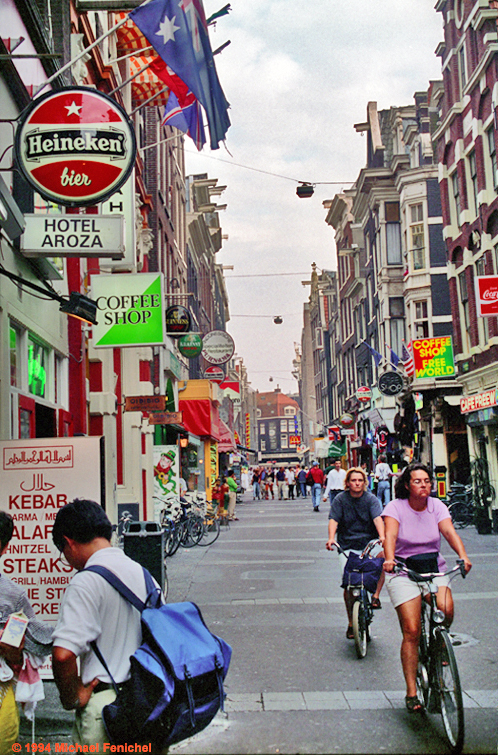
left=34, top=14, right=130, bottom=96
left=108, top=58, right=154, bottom=96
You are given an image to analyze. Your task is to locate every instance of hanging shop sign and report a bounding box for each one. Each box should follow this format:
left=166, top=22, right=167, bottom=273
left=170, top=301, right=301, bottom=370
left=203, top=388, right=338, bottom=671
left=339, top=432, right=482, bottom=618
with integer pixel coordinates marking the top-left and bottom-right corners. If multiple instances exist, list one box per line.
left=91, top=272, right=165, bottom=348
left=460, top=388, right=498, bottom=414
left=328, top=425, right=341, bottom=442
left=15, top=86, right=136, bottom=207
left=203, top=365, right=225, bottom=383
left=148, top=411, right=183, bottom=426
left=124, top=395, right=166, bottom=412
left=201, top=330, right=235, bottom=365
left=356, top=386, right=372, bottom=402
left=100, top=170, right=137, bottom=271
left=21, top=214, right=125, bottom=258
left=378, top=371, right=404, bottom=396
left=475, top=276, right=498, bottom=317
left=289, top=435, right=301, bottom=445
left=165, top=305, right=191, bottom=338
left=339, top=413, right=354, bottom=428
left=412, top=337, right=455, bottom=379
left=177, top=333, right=203, bottom=358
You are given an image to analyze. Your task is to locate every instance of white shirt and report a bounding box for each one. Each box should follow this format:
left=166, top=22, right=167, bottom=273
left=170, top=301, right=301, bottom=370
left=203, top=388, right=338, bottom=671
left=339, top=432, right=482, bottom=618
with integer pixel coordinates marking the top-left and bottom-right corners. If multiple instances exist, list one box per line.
left=375, top=462, right=392, bottom=481
left=53, top=547, right=156, bottom=685
left=285, top=469, right=295, bottom=483
left=324, top=468, right=346, bottom=497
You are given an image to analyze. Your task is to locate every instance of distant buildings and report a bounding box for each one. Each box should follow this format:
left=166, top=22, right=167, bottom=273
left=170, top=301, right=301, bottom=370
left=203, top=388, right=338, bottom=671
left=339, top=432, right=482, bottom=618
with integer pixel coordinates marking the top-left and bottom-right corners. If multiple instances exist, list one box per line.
left=256, top=387, right=301, bottom=465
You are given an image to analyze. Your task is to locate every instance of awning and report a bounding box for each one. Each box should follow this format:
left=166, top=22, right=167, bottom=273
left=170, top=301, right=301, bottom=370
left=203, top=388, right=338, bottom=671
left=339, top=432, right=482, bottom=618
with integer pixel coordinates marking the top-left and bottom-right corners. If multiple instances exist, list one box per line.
left=129, top=55, right=170, bottom=107
left=179, top=399, right=220, bottom=441
left=218, top=419, right=237, bottom=453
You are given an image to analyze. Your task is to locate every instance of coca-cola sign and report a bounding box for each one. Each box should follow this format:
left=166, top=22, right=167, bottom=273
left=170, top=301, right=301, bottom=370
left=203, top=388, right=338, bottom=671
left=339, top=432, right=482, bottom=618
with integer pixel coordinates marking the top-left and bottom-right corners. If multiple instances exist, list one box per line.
left=15, top=87, right=136, bottom=206
left=476, top=275, right=498, bottom=317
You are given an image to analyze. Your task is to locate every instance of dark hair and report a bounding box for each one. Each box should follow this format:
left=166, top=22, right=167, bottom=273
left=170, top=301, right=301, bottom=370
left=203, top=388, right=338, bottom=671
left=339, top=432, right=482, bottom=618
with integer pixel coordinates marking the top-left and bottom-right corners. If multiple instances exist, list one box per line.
left=0, top=511, right=14, bottom=550
left=394, top=463, right=433, bottom=499
left=52, top=499, right=112, bottom=552
left=378, top=454, right=386, bottom=463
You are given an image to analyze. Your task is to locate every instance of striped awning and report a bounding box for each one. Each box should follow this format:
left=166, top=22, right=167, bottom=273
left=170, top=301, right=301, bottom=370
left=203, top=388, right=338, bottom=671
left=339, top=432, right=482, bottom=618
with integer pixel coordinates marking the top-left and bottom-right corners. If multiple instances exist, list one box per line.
left=129, top=54, right=170, bottom=107
left=114, top=12, right=151, bottom=54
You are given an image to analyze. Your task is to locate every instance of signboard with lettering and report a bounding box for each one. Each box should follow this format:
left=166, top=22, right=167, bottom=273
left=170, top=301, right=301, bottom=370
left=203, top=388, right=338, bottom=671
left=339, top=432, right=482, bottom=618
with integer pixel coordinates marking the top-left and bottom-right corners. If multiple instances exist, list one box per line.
left=91, top=273, right=165, bottom=348
left=124, top=395, right=166, bottom=412
left=475, top=275, right=498, bottom=317
left=15, top=87, right=136, bottom=207
left=201, top=330, right=235, bottom=365
left=148, top=411, right=183, bottom=425
left=412, top=337, right=455, bottom=379
left=289, top=435, right=301, bottom=445
left=21, top=214, right=125, bottom=257
left=378, top=371, right=404, bottom=396
left=0, top=437, right=103, bottom=625
left=460, top=388, right=498, bottom=414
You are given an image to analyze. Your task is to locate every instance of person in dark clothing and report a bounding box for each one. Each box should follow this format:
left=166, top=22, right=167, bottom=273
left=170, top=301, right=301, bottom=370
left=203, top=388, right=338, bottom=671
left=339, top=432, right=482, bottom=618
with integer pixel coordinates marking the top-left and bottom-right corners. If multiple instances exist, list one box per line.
left=326, top=467, right=385, bottom=637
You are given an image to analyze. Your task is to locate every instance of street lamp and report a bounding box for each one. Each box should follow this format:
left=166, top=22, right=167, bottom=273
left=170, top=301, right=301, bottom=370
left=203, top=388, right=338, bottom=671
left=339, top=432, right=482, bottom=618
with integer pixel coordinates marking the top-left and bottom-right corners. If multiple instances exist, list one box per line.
left=0, top=267, right=98, bottom=325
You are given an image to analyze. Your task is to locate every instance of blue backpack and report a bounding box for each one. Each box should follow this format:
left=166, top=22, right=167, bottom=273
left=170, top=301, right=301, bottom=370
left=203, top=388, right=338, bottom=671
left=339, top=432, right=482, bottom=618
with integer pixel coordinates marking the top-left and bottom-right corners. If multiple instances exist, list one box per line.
left=85, top=565, right=232, bottom=748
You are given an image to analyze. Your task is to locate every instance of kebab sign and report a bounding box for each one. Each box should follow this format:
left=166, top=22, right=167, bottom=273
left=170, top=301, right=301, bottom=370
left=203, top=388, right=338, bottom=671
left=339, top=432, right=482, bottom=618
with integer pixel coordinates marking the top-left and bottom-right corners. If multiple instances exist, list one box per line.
left=15, top=87, right=136, bottom=206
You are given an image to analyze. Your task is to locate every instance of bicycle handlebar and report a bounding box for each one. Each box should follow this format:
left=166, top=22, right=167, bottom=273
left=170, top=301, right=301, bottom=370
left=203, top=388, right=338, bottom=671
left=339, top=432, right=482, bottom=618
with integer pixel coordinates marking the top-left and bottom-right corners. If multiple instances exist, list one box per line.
left=328, top=539, right=382, bottom=558
left=393, top=559, right=466, bottom=581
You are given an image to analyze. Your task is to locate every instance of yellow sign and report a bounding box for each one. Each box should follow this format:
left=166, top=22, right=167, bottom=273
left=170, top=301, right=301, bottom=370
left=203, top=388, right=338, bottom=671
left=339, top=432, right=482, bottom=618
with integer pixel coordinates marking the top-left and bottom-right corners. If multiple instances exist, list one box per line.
left=412, top=337, right=455, bottom=379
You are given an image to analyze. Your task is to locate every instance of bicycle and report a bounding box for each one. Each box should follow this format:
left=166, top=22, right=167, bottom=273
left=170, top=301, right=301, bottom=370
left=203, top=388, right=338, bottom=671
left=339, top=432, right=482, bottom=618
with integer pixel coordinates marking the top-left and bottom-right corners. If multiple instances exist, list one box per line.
left=332, top=540, right=383, bottom=659
left=393, top=559, right=467, bottom=753
left=197, top=501, right=222, bottom=547
left=155, top=497, right=186, bottom=557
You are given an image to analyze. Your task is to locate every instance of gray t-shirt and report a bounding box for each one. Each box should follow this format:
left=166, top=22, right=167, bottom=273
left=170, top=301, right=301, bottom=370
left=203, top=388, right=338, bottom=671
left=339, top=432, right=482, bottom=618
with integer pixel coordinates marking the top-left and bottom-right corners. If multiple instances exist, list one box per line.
left=328, top=490, right=382, bottom=550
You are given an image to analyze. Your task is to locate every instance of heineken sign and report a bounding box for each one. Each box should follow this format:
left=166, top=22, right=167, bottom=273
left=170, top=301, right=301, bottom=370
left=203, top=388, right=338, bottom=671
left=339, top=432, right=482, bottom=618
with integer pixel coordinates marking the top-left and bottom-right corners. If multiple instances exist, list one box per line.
left=91, top=273, right=165, bottom=348
left=15, top=87, right=136, bottom=206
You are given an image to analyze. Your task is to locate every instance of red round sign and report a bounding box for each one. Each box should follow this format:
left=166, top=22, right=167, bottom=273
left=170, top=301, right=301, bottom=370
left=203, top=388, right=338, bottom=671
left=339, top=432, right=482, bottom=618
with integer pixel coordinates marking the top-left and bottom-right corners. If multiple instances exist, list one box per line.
left=356, top=386, right=372, bottom=402
left=203, top=366, right=225, bottom=383
left=15, top=87, right=136, bottom=206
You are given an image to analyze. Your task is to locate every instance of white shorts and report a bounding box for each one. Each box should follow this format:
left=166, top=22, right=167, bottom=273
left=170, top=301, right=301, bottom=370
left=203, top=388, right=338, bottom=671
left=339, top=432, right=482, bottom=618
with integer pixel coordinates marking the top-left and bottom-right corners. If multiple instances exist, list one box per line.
left=385, top=572, right=450, bottom=609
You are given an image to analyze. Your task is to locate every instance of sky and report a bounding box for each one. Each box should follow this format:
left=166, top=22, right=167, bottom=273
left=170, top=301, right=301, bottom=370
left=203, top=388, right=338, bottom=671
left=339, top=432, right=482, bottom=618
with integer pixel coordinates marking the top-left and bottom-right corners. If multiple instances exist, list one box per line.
left=185, top=1, right=444, bottom=394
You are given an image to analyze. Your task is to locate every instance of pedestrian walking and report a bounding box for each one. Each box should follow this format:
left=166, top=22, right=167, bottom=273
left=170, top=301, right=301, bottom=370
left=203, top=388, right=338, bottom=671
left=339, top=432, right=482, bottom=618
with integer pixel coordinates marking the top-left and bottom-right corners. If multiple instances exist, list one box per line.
left=374, top=454, right=393, bottom=506
left=226, top=469, right=239, bottom=520
left=323, top=459, right=347, bottom=506
left=276, top=467, right=286, bottom=499
left=307, top=461, right=325, bottom=511
left=286, top=466, right=296, bottom=499
left=265, top=468, right=275, bottom=499
left=51, top=499, right=164, bottom=749
left=297, top=467, right=308, bottom=497
left=252, top=468, right=261, bottom=500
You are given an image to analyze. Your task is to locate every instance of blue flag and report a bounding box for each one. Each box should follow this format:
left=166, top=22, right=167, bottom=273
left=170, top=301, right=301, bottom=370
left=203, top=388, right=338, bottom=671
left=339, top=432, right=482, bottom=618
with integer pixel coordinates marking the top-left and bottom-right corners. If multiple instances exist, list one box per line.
left=130, top=0, right=230, bottom=150
left=364, top=341, right=383, bottom=367
left=389, top=347, right=400, bottom=367
left=162, top=91, right=206, bottom=150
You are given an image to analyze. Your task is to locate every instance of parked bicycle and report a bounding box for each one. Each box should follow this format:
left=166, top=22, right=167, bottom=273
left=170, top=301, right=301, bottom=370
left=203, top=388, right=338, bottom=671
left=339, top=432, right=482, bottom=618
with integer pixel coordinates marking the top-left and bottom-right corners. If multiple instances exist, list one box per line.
left=197, top=501, right=222, bottom=546
left=443, top=483, right=474, bottom=529
left=394, top=559, right=467, bottom=753
left=332, top=540, right=383, bottom=659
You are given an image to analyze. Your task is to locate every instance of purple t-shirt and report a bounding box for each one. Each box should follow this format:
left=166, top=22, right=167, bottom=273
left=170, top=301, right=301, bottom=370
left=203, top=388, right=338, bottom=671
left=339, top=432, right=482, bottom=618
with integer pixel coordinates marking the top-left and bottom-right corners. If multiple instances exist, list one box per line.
left=382, top=496, right=451, bottom=571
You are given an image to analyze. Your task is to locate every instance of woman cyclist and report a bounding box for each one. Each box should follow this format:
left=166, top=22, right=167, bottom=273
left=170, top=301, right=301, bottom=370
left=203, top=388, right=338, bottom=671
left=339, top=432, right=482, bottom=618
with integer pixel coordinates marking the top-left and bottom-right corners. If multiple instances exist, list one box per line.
left=382, top=463, right=472, bottom=713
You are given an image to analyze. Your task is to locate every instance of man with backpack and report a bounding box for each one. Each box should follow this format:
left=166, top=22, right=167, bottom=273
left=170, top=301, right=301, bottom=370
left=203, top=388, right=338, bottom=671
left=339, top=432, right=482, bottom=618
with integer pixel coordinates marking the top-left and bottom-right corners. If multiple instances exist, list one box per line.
left=307, top=460, right=325, bottom=512
left=51, top=499, right=162, bottom=748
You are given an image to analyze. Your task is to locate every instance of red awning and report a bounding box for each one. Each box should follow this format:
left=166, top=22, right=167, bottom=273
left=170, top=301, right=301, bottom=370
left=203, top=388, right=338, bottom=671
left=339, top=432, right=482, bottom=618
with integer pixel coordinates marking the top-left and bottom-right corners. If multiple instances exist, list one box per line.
left=218, top=418, right=237, bottom=453
left=179, top=399, right=220, bottom=440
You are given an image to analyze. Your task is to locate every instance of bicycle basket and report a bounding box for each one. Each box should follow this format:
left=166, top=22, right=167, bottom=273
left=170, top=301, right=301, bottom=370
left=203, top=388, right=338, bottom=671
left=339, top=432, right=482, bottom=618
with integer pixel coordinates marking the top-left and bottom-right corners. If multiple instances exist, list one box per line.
left=341, top=552, right=384, bottom=593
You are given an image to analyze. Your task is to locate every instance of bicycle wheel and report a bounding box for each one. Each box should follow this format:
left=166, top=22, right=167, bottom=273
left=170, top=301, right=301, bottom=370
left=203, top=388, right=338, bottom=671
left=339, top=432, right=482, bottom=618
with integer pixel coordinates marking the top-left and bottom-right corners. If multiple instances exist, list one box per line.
left=416, top=605, right=431, bottom=708
left=352, top=600, right=367, bottom=658
left=180, top=516, right=203, bottom=547
left=436, top=630, right=464, bottom=753
left=198, top=516, right=221, bottom=546
left=168, top=521, right=185, bottom=556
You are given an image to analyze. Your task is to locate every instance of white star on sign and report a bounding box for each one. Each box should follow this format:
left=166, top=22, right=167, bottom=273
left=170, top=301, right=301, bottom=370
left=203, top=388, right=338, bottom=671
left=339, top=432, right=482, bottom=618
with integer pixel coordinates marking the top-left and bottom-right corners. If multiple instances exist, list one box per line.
left=65, top=101, right=82, bottom=117
left=156, top=14, right=179, bottom=44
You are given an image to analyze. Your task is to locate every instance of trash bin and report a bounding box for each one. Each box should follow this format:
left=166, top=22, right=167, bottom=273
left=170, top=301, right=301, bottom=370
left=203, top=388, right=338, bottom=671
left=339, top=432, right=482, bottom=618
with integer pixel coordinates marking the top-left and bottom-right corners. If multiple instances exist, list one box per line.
left=124, top=521, right=166, bottom=593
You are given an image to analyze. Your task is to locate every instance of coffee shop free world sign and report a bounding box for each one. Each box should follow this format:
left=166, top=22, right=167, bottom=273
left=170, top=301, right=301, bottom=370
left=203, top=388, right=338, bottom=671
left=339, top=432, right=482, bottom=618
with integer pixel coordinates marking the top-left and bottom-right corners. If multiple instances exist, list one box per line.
left=15, top=87, right=136, bottom=206
left=91, top=273, right=165, bottom=348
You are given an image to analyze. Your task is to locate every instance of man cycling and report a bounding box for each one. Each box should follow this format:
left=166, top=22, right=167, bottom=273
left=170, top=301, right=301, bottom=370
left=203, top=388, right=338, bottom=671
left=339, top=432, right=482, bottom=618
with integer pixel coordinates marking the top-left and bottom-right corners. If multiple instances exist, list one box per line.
left=326, top=467, right=385, bottom=638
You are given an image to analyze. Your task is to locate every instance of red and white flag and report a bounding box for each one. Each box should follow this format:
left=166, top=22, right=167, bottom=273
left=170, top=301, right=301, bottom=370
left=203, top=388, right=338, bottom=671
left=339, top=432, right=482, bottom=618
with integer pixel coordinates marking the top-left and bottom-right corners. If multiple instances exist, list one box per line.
left=402, top=341, right=415, bottom=377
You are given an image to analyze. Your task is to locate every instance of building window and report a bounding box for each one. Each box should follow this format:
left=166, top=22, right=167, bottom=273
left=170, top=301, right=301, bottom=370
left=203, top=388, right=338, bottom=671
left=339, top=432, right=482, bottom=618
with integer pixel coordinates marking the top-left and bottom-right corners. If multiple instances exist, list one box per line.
left=256, top=409, right=261, bottom=417
left=452, top=172, right=461, bottom=224
left=487, top=128, right=497, bottom=191
left=281, top=419, right=287, bottom=433
left=469, top=150, right=478, bottom=214
left=284, top=406, right=295, bottom=416
left=459, top=45, right=466, bottom=92
left=476, top=258, right=490, bottom=343
left=10, top=324, right=21, bottom=388
left=414, top=300, right=429, bottom=338
left=410, top=203, right=425, bottom=270
left=281, top=435, right=288, bottom=449
left=386, top=202, right=402, bottom=264
left=459, top=271, right=470, bottom=346
left=260, top=439, right=266, bottom=451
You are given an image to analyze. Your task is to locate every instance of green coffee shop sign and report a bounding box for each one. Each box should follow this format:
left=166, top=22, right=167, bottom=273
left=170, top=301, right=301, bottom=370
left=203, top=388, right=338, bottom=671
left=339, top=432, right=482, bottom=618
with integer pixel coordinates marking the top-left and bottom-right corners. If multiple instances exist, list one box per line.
left=91, top=273, right=165, bottom=348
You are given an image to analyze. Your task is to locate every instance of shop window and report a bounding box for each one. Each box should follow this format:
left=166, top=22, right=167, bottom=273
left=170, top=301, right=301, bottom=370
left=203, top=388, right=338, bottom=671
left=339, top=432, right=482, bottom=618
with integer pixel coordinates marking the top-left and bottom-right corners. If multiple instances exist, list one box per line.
left=28, top=336, right=48, bottom=399
left=10, top=324, right=21, bottom=388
